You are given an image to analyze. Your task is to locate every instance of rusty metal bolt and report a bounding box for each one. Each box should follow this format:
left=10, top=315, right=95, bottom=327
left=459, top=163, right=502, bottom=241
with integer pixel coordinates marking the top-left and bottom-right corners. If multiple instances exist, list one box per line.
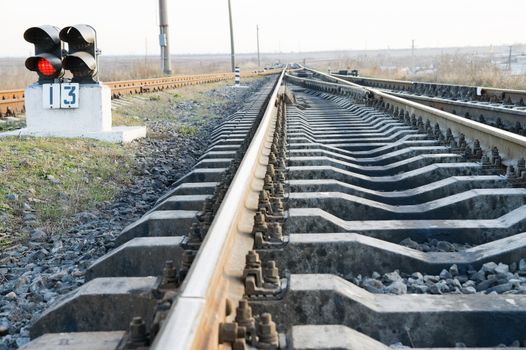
left=267, top=164, right=276, bottom=178
left=257, top=313, right=279, bottom=347
left=276, top=170, right=286, bottom=183
left=459, top=134, right=466, bottom=149
left=446, top=128, right=453, bottom=141
left=263, top=260, right=280, bottom=288
left=271, top=143, right=279, bottom=155
left=278, top=158, right=287, bottom=170
left=437, top=132, right=445, bottom=144
left=269, top=222, right=283, bottom=240
left=245, top=250, right=261, bottom=269
left=434, top=122, right=441, bottom=134
left=182, top=250, right=195, bottom=268
left=259, top=191, right=272, bottom=213
left=188, top=223, right=203, bottom=244
left=219, top=322, right=246, bottom=343
left=128, top=317, right=148, bottom=345
left=269, top=152, right=277, bottom=165
left=473, top=140, right=483, bottom=159
left=235, top=299, right=256, bottom=332
left=491, top=146, right=499, bottom=157
left=233, top=339, right=247, bottom=350
left=254, top=210, right=268, bottom=234
left=275, top=183, right=285, bottom=197
left=264, top=175, right=274, bottom=192
left=161, top=260, right=178, bottom=287
left=272, top=198, right=284, bottom=216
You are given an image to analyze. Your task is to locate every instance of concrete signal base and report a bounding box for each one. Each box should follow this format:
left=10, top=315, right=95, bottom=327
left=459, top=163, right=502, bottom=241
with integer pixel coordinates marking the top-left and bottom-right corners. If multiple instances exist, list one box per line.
left=0, top=83, right=146, bottom=143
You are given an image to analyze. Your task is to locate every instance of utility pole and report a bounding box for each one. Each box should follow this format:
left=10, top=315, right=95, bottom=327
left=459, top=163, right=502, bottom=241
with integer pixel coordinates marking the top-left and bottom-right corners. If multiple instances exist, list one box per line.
left=228, top=0, right=236, bottom=72
left=145, top=37, right=148, bottom=71
left=159, top=0, right=172, bottom=75
left=256, top=25, right=261, bottom=67
left=411, top=39, right=415, bottom=74
left=507, top=45, right=513, bottom=72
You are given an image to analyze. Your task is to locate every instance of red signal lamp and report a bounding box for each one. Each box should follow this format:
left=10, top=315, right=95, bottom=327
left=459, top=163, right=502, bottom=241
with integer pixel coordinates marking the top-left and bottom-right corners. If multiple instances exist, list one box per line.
left=24, top=25, right=63, bottom=84
left=37, top=58, right=57, bottom=76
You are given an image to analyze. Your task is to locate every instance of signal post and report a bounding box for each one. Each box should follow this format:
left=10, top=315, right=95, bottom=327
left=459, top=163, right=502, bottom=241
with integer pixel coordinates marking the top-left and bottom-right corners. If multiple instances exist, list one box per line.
left=0, top=24, right=146, bottom=143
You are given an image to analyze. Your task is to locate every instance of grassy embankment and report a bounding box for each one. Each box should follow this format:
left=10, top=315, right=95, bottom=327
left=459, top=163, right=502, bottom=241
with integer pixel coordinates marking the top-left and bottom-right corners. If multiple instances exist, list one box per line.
left=0, top=78, right=250, bottom=247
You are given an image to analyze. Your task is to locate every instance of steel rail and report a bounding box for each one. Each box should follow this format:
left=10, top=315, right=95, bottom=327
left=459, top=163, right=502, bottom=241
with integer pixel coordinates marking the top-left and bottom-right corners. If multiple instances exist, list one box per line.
left=151, top=68, right=286, bottom=349
left=293, top=67, right=526, bottom=164
left=332, top=73, right=526, bottom=105
left=332, top=73, right=526, bottom=132
left=382, top=91, right=526, bottom=130
left=0, top=70, right=281, bottom=118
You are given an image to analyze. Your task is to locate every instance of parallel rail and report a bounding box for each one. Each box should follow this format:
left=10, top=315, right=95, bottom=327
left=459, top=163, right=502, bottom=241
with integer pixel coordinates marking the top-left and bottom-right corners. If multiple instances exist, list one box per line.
left=333, top=73, right=526, bottom=106
left=293, top=68, right=526, bottom=164
left=0, top=70, right=280, bottom=118
left=331, top=74, right=526, bottom=136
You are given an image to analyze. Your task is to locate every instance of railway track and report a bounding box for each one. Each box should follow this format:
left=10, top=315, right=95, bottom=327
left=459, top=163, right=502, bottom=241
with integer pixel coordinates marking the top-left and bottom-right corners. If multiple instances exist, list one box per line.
left=0, top=70, right=279, bottom=119
left=18, top=66, right=526, bottom=349
left=332, top=73, right=526, bottom=136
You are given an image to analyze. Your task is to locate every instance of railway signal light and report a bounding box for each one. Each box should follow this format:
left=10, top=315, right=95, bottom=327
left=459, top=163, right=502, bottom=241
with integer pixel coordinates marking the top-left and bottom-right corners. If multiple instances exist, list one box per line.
left=24, top=25, right=64, bottom=84
left=60, top=25, right=99, bottom=83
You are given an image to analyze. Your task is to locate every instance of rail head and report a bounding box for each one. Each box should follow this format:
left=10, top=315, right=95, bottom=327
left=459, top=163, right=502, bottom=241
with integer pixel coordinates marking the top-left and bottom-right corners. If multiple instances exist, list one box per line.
left=300, top=66, right=526, bottom=164
left=151, top=69, right=286, bottom=350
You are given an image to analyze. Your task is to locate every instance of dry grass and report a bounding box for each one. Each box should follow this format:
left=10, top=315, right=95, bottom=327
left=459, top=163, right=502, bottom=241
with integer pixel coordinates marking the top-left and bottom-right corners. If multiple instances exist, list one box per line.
left=0, top=138, right=134, bottom=246
left=312, top=52, right=526, bottom=90
left=0, top=55, right=267, bottom=90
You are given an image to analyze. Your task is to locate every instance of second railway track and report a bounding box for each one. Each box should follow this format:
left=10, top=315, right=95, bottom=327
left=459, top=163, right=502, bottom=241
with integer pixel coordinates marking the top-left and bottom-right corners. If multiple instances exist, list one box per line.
left=332, top=73, right=526, bottom=137
left=18, top=66, right=526, bottom=349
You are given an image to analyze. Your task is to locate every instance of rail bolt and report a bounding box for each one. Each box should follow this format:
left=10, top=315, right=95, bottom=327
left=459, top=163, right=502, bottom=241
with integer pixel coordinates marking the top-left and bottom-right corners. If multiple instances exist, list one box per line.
left=161, top=260, right=178, bottom=287
left=263, top=260, right=280, bottom=288
left=267, top=222, right=283, bottom=241
left=127, top=316, right=148, bottom=346
left=254, top=210, right=269, bottom=233
left=269, top=152, right=277, bottom=165
left=257, top=313, right=279, bottom=348
left=219, top=322, right=246, bottom=343
left=272, top=198, right=284, bottom=216
left=245, top=250, right=262, bottom=269
left=235, top=299, right=256, bottom=332
left=275, top=183, right=285, bottom=197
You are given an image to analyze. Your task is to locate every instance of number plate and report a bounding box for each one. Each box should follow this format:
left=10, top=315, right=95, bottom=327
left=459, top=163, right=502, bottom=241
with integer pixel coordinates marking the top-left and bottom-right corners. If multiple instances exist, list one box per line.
left=42, top=83, right=61, bottom=109
left=61, top=83, right=80, bottom=109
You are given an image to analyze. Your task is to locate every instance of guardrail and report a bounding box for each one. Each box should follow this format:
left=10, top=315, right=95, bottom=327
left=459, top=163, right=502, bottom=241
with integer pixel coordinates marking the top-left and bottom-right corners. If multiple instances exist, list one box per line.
left=151, top=69, right=286, bottom=349
left=332, top=73, right=526, bottom=106
left=290, top=67, right=526, bottom=165
left=0, top=69, right=281, bottom=118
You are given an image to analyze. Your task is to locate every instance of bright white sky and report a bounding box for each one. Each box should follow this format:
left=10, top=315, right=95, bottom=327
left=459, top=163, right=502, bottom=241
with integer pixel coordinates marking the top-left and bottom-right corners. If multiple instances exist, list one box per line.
left=1, top=0, right=525, bottom=57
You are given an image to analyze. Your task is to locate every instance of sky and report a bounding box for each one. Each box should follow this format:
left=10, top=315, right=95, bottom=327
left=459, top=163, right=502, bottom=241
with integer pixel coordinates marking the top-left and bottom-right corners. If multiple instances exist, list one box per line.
left=1, top=0, right=525, bottom=57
